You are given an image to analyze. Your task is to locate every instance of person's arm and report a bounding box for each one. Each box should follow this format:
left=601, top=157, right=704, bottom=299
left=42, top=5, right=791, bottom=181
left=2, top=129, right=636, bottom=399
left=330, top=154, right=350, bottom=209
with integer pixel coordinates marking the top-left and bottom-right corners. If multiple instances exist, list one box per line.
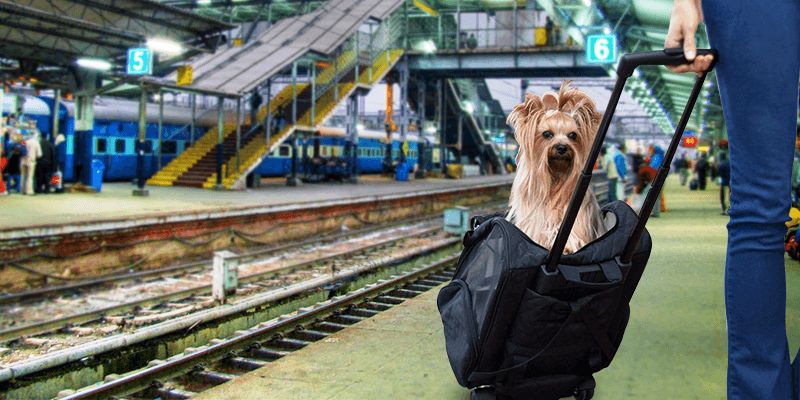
left=665, top=0, right=714, bottom=75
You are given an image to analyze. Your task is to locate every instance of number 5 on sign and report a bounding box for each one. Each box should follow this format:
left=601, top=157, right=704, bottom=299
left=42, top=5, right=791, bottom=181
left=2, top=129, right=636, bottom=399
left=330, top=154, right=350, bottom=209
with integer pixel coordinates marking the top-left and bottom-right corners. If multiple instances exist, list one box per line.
left=586, top=34, right=617, bottom=64
left=127, top=48, right=153, bottom=75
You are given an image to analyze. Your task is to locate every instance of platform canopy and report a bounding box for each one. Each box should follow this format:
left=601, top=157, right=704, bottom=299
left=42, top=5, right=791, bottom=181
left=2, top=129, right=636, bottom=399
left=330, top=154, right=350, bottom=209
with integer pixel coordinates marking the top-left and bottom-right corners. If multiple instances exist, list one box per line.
left=0, top=0, right=234, bottom=89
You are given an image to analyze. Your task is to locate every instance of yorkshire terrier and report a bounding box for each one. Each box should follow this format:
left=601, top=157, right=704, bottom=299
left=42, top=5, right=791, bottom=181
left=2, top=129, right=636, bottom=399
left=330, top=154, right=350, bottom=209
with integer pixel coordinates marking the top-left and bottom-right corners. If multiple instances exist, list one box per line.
left=506, top=81, right=606, bottom=253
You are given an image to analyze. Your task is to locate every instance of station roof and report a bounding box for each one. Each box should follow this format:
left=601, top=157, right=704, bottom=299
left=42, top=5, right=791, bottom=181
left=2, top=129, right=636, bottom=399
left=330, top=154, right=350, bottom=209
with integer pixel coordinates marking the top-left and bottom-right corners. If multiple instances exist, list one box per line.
left=0, top=0, right=233, bottom=89
left=158, top=0, right=402, bottom=96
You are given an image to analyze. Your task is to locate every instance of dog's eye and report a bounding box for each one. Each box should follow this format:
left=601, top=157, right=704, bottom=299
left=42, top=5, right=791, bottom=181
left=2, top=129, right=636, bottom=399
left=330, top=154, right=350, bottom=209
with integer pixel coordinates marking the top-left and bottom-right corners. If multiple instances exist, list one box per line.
left=542, top=130, right=553, bottom=139
left=567, top=132, right=577, bottom=140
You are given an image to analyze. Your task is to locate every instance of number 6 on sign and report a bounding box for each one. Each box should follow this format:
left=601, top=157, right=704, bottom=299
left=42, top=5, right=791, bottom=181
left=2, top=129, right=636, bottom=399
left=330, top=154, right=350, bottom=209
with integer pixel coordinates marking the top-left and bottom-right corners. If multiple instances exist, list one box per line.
left=586, top=34, right=617, bottom=64
left=127, top=48, right=153, bottom=75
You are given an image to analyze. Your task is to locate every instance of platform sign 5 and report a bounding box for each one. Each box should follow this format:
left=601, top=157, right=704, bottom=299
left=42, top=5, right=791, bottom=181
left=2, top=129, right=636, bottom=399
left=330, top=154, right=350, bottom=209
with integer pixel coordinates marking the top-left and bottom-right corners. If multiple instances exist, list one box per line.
left=127, top=48, right=153, bottom=75
left=586, top=34, right=617, bottom=64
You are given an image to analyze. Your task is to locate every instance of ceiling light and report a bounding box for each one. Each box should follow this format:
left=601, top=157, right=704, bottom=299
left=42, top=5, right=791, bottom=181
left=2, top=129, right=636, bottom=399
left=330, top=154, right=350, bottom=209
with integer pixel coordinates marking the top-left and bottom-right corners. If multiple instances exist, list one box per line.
left=147, top=38, right=184, bottom=56
left=76, top=58, right=112, bottom=71
left=583, top=0, right=591, bottom=6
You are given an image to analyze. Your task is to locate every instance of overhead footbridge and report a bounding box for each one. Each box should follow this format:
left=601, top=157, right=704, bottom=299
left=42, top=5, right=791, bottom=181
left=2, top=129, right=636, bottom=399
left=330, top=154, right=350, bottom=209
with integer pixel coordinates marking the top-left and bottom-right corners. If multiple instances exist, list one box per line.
left=147, top=0, right=405, bottom=189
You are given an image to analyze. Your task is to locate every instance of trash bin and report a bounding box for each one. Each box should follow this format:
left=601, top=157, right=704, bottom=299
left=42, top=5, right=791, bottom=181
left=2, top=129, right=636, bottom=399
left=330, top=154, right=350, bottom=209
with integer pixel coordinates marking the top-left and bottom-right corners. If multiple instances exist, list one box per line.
left=90, top=159, right=105, bottom=192
left=395, top=161, right=409, bottom=181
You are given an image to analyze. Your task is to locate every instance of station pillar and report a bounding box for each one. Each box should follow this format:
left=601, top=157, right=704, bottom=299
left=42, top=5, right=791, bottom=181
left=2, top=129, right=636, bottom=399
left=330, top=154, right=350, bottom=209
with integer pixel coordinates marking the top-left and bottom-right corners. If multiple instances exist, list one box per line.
left=346, top=93, right=359, bottom=183
left=397, top=55, right=409, bottom=168
left=287, top=61, right=301, bottom=187
left=214, top=96, right=224, bottom=190
left=133, top=85, right=149, bottom=197
left=415, top=79, right=426, bottom=179
left=438, top=79, right=447, bottom=175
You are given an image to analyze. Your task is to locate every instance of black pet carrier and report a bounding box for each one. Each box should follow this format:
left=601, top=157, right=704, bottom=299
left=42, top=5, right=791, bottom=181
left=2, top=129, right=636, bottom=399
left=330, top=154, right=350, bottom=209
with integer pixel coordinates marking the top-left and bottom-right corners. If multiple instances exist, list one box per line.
left=438, top=48, right=717, bottom=400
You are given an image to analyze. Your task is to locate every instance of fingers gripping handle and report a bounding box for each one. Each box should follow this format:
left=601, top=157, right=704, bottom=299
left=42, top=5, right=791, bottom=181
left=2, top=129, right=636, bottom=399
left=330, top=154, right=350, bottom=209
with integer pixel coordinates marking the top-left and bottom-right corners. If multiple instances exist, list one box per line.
left=617, top=48, right=717, bottom=77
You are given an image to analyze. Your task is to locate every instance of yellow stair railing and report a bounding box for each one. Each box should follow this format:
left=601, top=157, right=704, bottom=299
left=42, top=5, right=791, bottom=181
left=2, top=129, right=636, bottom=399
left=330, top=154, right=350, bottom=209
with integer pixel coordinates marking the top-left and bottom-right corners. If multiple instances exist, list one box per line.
left=215, top=49, right=404, bottom=189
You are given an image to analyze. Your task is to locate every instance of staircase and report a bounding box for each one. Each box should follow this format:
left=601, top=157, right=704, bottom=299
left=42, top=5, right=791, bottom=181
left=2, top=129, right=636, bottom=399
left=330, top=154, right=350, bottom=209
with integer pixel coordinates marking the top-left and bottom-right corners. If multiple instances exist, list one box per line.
left=218, top=48, right=404, bottom=189
left=147, top=83, right=306, bottom=187
left=148, top=10, right=405, bottom=190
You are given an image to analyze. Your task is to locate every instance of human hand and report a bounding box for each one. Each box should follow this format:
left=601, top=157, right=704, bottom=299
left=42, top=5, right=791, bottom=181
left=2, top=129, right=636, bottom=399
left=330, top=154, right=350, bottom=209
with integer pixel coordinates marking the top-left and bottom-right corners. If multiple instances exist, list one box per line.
left=665, top=0, right=713, bottom=75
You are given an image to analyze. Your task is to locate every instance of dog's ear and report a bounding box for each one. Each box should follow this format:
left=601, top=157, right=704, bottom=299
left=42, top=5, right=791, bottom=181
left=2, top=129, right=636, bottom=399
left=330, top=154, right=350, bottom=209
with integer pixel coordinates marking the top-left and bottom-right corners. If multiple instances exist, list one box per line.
left=507, top=92, right=542, bottom=131
left=542, top=91, right=559, bottom=111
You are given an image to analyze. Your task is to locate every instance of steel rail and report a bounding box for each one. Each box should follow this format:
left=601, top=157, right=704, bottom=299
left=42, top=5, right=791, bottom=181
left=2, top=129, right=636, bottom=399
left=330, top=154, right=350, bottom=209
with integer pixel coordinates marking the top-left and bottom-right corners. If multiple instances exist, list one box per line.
left=0, top=214, right=439, bottom=305
left=0, top=239, right=460, bottom=384
left=0, top=225, right=441, bottom=343
left=61, top=254, right=459, bottom=400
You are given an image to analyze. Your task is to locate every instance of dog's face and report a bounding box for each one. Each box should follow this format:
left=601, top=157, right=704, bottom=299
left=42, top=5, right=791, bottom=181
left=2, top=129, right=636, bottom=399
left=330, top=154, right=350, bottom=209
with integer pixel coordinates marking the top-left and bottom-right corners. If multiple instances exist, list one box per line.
left=507, top=81, right=601, bottom=184
left=537, top=113, right=585, bottom=177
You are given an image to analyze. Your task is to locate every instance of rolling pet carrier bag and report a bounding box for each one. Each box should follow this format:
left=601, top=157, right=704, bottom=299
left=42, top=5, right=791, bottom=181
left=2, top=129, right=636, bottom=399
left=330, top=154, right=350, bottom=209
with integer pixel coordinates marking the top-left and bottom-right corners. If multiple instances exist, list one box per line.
left=438, top=48, right=717, bottom=400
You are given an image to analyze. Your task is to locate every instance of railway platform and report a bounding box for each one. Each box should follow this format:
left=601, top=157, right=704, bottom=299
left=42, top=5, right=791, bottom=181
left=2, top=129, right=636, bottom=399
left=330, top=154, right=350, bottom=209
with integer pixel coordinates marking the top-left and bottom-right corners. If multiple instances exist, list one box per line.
left=193, top=178, right=800, bottom=399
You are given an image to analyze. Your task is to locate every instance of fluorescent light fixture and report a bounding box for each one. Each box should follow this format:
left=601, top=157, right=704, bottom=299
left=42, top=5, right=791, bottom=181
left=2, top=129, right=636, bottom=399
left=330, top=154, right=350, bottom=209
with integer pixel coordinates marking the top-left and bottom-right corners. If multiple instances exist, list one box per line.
left=583, top=0, right=591, bottom=6
left=415, top=40, right=437, bottom=54
left=76, top=58, right=112, bottom=71
left=603, top=26, right=611, bottom=34
left=197, top=0, right=211, bottom=4
left=462, top=101, right=474, bottom=114
left=147, top=38, right=184, bottom=56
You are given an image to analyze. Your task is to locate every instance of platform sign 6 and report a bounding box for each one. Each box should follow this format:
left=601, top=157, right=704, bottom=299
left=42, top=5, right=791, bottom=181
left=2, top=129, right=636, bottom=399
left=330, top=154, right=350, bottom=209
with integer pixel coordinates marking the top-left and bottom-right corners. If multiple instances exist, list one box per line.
left=127, top=48, right=153, bottom=75
left=586, top=34, right=617, bottom=64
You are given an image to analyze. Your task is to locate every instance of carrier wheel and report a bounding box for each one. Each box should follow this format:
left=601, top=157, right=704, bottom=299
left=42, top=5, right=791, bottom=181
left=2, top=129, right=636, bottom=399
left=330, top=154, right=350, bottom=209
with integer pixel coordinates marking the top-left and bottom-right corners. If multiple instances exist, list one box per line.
left=574, top=388, right=594, bottom=400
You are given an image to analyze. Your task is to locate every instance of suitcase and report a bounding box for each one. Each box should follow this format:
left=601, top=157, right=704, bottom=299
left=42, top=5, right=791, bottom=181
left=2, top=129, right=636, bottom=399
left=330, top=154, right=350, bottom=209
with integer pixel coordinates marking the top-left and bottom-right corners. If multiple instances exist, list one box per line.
left=689, top=178, right=698, bottom=191
left=437, top=48, right=717, bottom=400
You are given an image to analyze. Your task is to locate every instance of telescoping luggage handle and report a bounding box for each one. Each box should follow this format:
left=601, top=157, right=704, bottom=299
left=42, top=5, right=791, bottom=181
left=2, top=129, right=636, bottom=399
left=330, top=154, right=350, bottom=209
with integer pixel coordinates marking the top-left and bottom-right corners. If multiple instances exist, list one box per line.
left=545, top=48, right=718, bottom=272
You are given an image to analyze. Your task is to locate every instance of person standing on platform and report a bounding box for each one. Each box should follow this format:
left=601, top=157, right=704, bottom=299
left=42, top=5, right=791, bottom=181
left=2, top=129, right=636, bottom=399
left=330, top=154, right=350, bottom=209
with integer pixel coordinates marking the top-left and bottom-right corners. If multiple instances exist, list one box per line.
left=676, top=153, right=690, bottom=185
left=695, top=153, right=709, bottom=190
left=5, top=131, right=23, bottom=193
left=20, top=130, right=41, bottom=195
left=613, top=144, right=629, bottom=202
left=249, top=90, right=262, bottom=126
left=667, top=0, right=800, bottom=397
left=545, top=16, right=555, bottom=46
left=717, top=152, right=731, bottom=215
left=601, top=146, right=619, bottom=203
left=36, top=134, right=55, bottom=194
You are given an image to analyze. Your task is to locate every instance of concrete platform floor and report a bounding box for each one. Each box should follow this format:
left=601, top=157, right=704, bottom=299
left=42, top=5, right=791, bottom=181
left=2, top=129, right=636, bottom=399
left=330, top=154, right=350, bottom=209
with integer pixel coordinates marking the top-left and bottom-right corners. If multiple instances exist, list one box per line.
left=0, top=175, right=512, bottom=231
left=194, top=176, right=800, bottom=399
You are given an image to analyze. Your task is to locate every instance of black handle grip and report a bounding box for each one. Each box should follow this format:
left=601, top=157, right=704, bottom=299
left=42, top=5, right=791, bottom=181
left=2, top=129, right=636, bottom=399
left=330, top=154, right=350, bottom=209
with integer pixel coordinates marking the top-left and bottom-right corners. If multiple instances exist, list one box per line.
left=617, top=48, right=717, bottom=77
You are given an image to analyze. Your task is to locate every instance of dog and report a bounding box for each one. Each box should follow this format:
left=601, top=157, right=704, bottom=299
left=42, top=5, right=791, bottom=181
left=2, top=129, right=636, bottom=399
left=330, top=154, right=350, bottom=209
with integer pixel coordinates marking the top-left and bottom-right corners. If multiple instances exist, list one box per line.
left=506, top=81, right=606, bottom=254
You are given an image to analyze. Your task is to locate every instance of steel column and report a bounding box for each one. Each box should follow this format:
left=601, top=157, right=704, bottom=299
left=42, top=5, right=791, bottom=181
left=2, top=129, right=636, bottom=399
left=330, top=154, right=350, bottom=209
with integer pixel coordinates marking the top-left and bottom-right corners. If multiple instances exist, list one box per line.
left=398, top=55, right=408, bottom=163
left=52, top=89, right=61, bottom=139
left=235, top=97, right=241, bottom=173
left=190, top=94, right=196, bottom=144
left=439, top=79, right=447, bottom=174
left=416, top=80, right=426, bottom=179
left=215, top=96, right=224, bottom=188
left=157, top=89, right=163, bottom=170
left=133, top=85, right=148, bottom=196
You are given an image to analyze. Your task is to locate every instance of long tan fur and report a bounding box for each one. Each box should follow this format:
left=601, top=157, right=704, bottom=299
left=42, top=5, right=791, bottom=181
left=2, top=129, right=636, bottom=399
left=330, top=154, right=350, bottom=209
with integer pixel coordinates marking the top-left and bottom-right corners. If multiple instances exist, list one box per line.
left=507, top=81, right=606, bottom=253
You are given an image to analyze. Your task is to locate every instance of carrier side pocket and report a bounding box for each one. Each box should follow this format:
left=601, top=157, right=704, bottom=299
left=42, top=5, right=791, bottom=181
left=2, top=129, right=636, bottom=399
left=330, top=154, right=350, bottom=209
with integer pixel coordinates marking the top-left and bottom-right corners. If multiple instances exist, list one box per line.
left=438, top=279, right=480, bottom=386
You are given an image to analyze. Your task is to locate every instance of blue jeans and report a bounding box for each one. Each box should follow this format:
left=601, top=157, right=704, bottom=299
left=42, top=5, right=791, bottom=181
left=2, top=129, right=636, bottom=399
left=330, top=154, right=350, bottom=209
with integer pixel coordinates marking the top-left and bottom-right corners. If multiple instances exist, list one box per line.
left=703, top=1, right=800, bottom=398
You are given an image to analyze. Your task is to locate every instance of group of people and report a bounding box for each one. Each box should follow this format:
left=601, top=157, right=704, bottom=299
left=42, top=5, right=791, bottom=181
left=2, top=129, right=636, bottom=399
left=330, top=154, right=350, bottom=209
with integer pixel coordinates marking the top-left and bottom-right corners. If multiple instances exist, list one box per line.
left=598, top=143, right=669, bottom=217
left=673, top=151, right=731, bottom=214
left=0, top=114, right=62, bottom=196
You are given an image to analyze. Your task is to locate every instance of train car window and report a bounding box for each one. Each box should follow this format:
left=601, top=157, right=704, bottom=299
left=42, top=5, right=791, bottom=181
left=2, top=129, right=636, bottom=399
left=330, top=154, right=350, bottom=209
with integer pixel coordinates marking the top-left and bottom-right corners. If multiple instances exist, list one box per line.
left=279, top=146, right=290, bottom=157
left=96, top=138, right=107, bottom=154
left=115, top=139, right=127, bottom=154
left=161, top=141, right=177, bottom=154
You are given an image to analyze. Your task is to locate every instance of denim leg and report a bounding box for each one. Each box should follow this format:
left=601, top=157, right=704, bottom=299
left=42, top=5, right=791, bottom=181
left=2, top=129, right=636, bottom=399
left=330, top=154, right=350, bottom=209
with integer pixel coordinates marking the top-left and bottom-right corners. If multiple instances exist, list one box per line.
left=703, top=1, right=800, bottom=398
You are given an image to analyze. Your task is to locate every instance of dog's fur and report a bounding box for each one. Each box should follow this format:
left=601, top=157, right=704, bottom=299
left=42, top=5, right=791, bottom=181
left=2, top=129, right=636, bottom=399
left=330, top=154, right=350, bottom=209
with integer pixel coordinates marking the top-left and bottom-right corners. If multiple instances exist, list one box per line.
left=507, top=81, right=606, bottom=253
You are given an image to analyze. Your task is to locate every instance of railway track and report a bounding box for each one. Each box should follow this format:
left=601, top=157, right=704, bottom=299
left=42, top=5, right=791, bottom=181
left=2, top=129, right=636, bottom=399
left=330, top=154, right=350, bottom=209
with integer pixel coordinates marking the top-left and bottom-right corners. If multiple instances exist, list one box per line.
left=0, top=214, right=443, bottom=306
left=58, top=255, right=458, bottom=400
left=0, top=223, right=444, bottom=345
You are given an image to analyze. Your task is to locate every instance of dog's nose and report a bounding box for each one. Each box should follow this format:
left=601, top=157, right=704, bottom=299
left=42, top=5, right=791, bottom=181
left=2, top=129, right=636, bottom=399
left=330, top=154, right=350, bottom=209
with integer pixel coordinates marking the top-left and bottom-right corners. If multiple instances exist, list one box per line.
left=556, top=145, right=567, bottom=154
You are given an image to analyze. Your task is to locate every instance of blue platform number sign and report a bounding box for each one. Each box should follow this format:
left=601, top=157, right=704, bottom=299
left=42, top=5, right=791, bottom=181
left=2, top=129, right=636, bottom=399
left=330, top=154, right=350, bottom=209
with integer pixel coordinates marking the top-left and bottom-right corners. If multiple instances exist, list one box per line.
left=127, top=48, right=152, bottom=75
left=586, top=34, right=617, bottom=64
